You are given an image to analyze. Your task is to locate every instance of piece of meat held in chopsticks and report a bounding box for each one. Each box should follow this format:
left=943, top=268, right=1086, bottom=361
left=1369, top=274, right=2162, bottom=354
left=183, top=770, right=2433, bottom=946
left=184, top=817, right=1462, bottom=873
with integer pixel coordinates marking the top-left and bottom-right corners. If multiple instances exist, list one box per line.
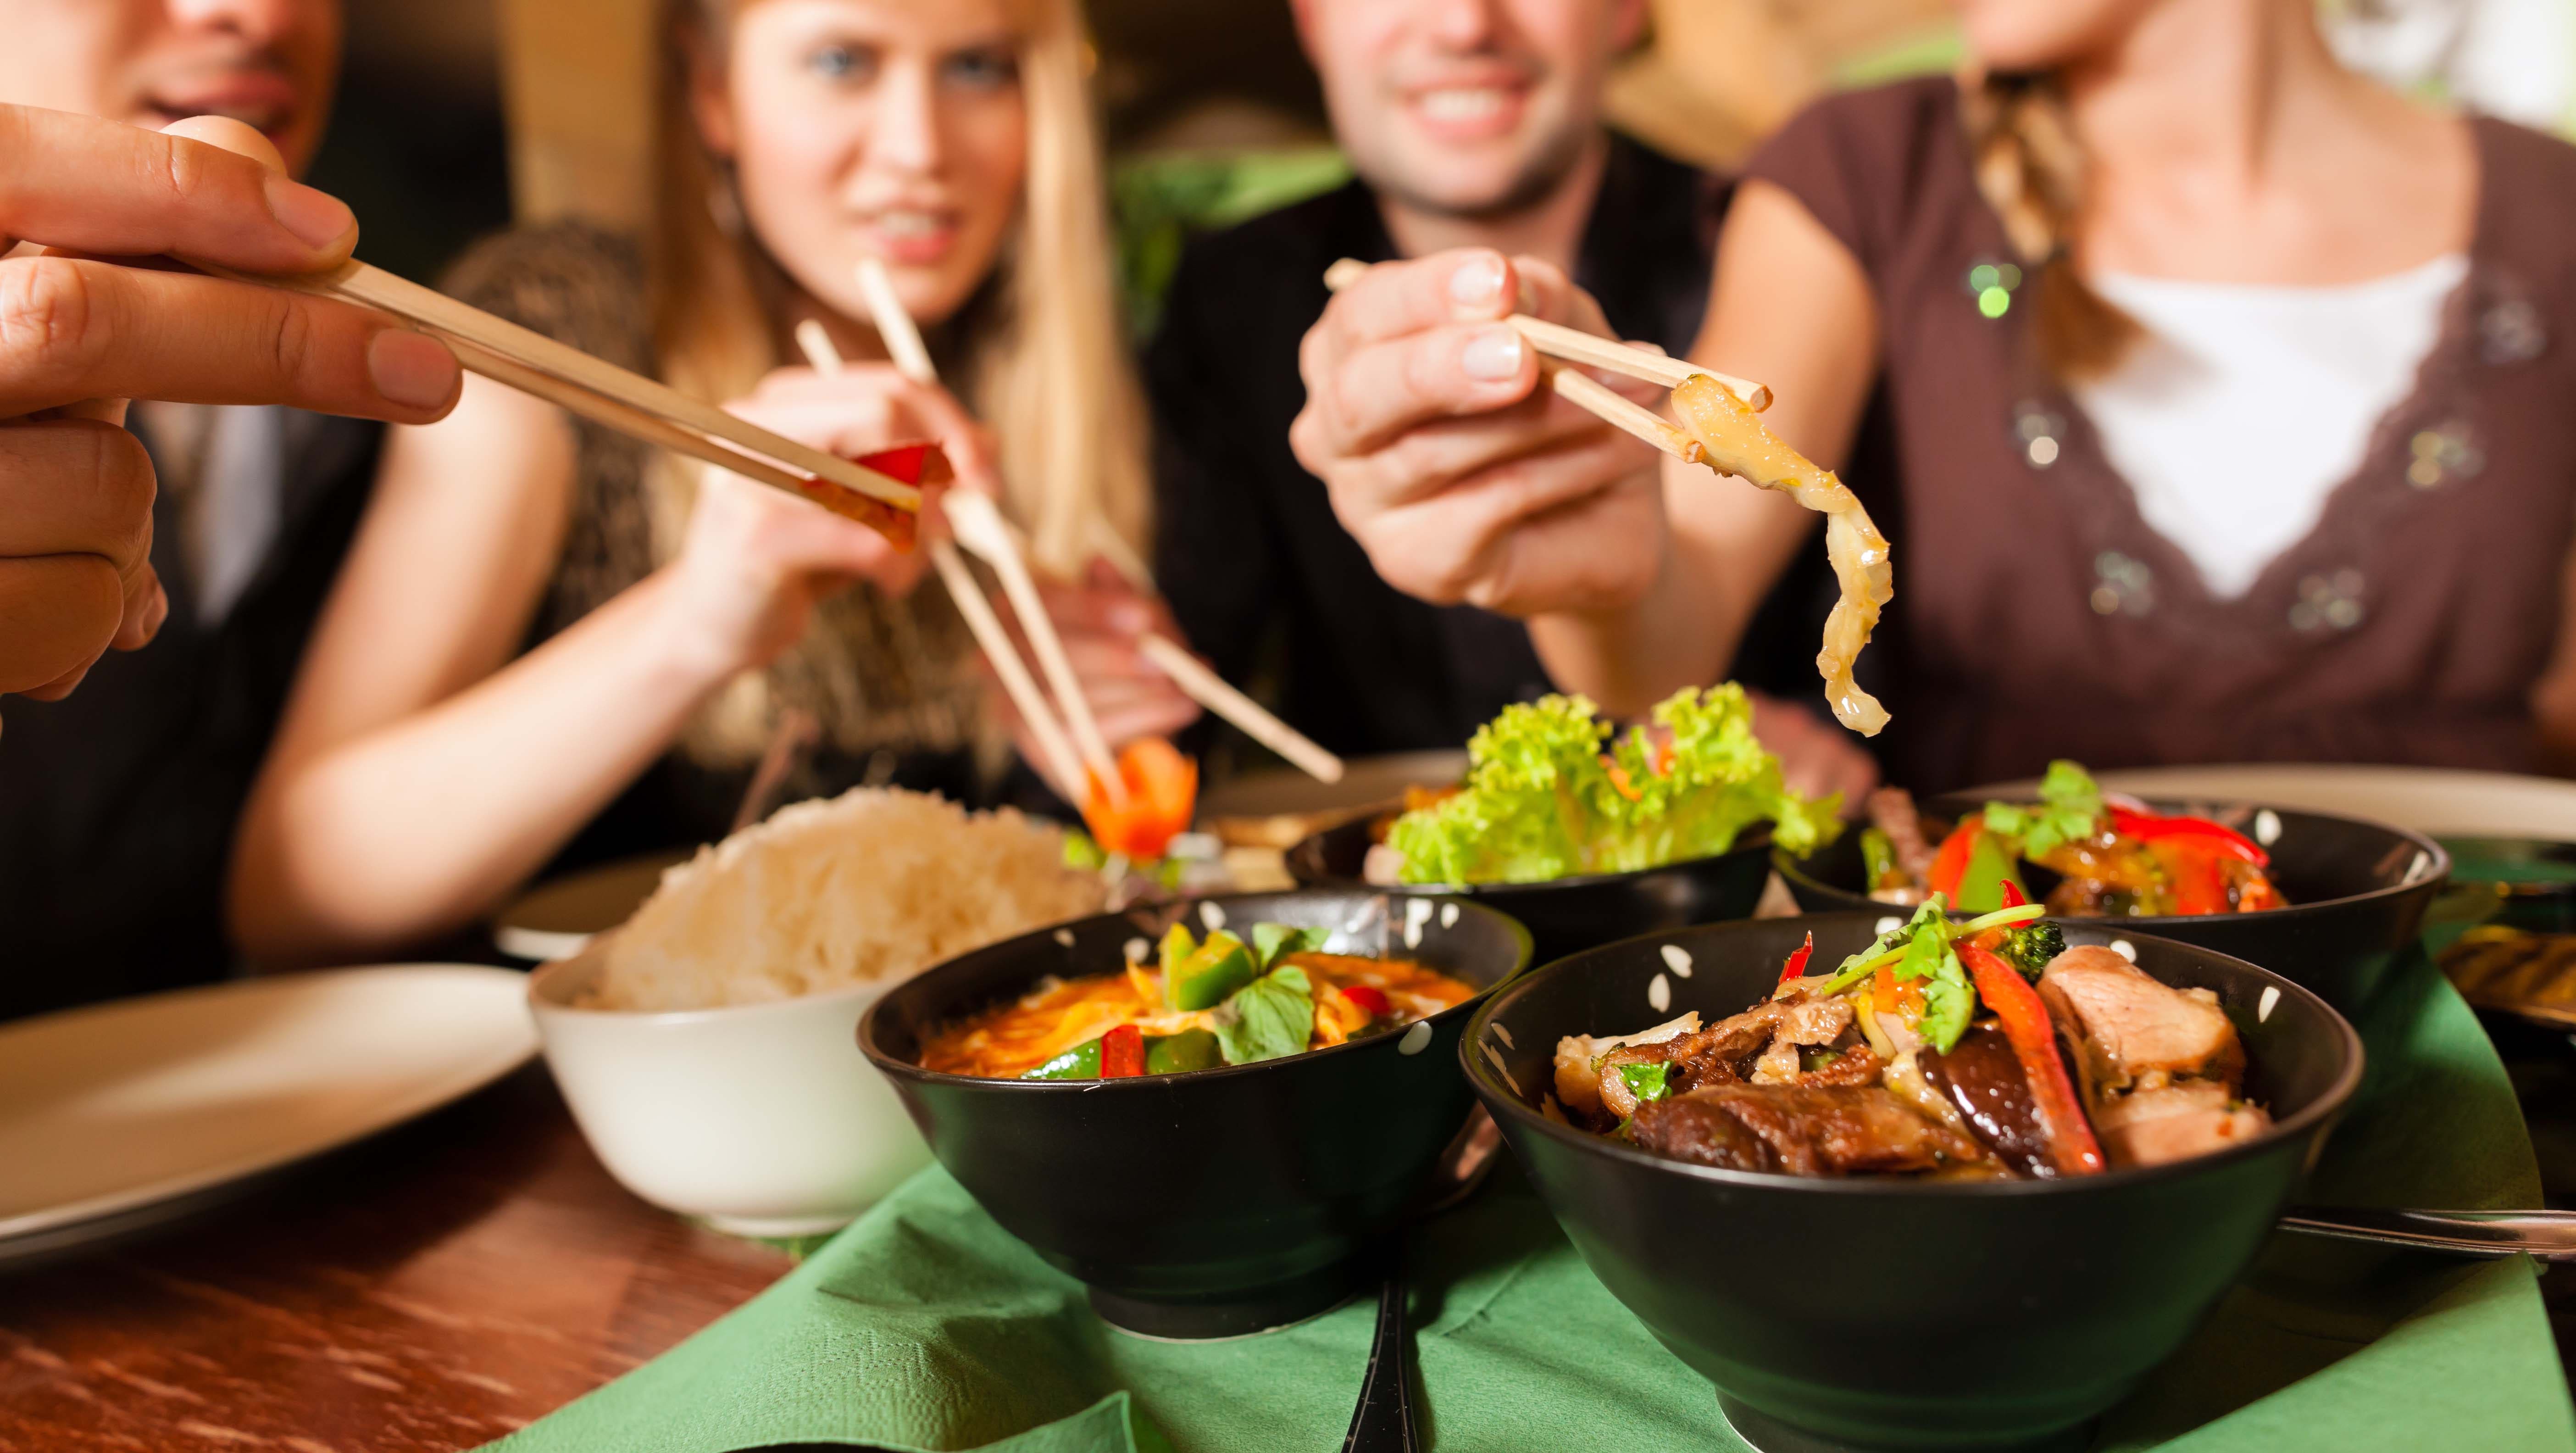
left=1667, top=375, right=1894, bottom=736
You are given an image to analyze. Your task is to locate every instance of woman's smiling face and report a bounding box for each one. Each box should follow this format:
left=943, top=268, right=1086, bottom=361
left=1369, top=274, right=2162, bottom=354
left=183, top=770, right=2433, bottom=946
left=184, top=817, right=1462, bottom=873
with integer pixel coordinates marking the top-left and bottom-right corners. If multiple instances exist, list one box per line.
left=693, top=0, right=1029, bottom=328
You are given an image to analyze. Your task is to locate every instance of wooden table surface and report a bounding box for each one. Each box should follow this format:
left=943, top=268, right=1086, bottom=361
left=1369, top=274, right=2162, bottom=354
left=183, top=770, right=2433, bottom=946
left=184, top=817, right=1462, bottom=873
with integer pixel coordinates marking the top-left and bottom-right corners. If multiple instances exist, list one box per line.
left=0, top=1065, right=791, bottom=1453
left=5, top=1015, right=2573, bottom=1453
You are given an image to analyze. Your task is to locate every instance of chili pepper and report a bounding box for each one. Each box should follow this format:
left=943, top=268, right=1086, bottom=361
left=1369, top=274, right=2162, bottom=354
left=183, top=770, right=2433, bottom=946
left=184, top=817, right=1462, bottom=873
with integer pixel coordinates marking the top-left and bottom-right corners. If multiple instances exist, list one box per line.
left=1339, top=984, right=1392, bottom=1019
left=1777, top=931, right=1815, bottom=984
left=1958, top=943, right=2104, bottom=1176
left=2108, top=807, right=2268, bottom=867
left=1099, top=1024, right=1145, bottom=1078
left=1999, top=877, right=2029, bottom=910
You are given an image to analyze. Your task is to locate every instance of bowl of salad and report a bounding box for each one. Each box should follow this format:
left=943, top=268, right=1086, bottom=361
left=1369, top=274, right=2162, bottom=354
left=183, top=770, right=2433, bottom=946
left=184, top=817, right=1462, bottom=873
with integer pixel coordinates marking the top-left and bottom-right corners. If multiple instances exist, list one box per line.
left=1775, top=761, right=2448, bottom=1012
left=1461, top=909, right=2362, bottom=1452
left=1288, top=686, right=1842, bottom=962
left=859, top=888, right=1531, bottom=1340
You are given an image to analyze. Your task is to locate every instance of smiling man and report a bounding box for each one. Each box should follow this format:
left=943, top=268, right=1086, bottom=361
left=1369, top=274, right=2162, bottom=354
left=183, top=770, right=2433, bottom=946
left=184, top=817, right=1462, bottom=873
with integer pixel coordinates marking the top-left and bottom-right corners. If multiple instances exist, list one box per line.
left=0, top=0, right=407, bottom=1018
left=1145, top=0, right=1860, bottom=782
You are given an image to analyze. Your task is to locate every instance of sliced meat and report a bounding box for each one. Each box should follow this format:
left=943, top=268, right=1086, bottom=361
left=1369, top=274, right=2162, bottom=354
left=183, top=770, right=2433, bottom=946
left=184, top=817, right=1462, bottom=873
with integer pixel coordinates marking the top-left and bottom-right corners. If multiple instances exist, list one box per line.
left=1866, top=788, right=1939, bottom=882
left=1597, top=1041, right=1675, bottom=1120
left=1632, top=1084, right=1985, bottom=1177
left=1919, top=1025, right=2054, bottom=1179
left=1780, top=995, right=1855, bottom=1046
left=2093, top=1081, right=2271, bottom=1168
left=1662, top=1000, right=1788, bottom=1092
left=2040, top=946, right=2243, bottom=1086
left=1789, top=1042, right=1883, bottom=1088
left=1554, top=1012, right=1701, bottom=1117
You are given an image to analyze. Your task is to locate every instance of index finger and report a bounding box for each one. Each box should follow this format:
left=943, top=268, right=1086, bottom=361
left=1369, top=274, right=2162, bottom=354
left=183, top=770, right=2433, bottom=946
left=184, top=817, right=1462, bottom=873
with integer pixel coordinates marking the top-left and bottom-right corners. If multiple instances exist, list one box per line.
left=0, top=105, right=356, bottom=273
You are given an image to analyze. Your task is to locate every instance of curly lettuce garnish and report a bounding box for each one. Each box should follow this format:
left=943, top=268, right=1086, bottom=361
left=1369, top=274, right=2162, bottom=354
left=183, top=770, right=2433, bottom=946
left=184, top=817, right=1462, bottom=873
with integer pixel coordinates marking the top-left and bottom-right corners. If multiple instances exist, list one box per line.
left=1385, top=685, right=1841, bottom=886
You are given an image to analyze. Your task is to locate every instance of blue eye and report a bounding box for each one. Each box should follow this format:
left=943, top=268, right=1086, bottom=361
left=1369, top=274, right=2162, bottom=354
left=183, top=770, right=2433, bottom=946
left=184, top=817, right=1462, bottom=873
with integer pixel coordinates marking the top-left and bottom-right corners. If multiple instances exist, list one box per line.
left=809, top=43, right=877, bottom=82
left=943, top=46, right=1017, bottom=90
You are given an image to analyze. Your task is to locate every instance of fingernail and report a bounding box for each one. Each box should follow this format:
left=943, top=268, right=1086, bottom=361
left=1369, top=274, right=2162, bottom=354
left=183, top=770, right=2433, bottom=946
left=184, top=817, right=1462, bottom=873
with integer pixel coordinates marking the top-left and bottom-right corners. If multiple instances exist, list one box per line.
left=1448, top=254, right=1506, bottom=313
left=366, top=329, right=460, bottom=409
left=1461, top=327, right=1525, bottom=381
left=265, top=173, right=356, bottom=251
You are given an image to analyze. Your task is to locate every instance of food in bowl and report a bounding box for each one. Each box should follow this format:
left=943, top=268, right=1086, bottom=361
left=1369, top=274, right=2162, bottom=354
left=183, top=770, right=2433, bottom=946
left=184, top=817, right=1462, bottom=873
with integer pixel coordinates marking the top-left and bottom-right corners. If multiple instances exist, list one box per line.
left=1368, top=685, right=1838, bottom=887
left=1859, top=760, right=2285, bottom=916
left=584, top=786, right=1107, bottom=1010
left=1555, top=901, right=2270, bottom=1179
left=919, top=920, right=1477, bottom=1079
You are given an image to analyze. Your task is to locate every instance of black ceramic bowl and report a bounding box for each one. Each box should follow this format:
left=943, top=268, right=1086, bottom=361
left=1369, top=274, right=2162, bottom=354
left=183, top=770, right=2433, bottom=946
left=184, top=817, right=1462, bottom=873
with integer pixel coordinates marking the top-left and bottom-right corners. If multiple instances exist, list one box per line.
left=860, top=890, right=1532, bottom=1341
left=1776, top=795, right=2448, bottom=1013
left=1287, top=815, right=1773, bottom=964
left=1460, top=913, right=2362, bottom=1453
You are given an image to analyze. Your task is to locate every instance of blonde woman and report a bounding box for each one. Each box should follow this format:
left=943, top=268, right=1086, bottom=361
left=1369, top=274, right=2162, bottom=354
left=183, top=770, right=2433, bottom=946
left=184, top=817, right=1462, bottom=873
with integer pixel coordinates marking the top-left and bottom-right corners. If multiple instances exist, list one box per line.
left=231, top=0, right=1190, bottom=964
left=1293, top=0, right=2576, bottom=791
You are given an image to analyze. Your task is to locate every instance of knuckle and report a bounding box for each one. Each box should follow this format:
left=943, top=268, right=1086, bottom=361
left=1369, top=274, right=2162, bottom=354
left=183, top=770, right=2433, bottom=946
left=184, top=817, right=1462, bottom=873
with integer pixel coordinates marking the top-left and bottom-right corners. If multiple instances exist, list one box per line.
left=0, top=257, right=106, bottom=388
left=261, top=295, right=319, bottom=386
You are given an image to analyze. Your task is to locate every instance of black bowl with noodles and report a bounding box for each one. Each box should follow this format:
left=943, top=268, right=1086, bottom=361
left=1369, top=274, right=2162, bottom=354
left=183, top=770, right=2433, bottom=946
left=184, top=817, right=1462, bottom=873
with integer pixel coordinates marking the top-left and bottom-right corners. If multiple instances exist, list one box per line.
left=1775, top=795, right=2449, bottom=1014
left=860, top=889, right=1532, bottom=1341
left=1287, top=815, right=1774, bottom=964
left=1460, top=913, right=2362, bottom=1453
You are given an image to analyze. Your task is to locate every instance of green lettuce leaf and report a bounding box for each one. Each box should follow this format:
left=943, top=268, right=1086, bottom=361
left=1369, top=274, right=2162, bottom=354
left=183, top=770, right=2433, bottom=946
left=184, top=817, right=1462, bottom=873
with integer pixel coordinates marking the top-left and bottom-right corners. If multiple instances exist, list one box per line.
left=1385, top=686, right=1839, bottom=885
left=1214, top=966, right=1314, bottom=1065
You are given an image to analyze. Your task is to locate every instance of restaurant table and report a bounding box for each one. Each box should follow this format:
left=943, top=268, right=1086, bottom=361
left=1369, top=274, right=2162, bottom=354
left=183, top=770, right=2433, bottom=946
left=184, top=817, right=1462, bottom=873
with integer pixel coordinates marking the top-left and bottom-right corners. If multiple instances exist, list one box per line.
left=6, top=1024, right=2576, bottom=1453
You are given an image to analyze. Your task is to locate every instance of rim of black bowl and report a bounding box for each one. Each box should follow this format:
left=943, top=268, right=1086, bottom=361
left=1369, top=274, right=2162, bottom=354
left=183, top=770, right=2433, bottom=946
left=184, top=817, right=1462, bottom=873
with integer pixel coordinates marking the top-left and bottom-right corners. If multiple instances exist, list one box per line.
left=1288, top=818, right=1777, bottom=896
left=859, top=892, right=1536, bottom=1091
left=1771, top=796, right=2451, bottom=930
left=1458, top=913, right=2366, bottom=1197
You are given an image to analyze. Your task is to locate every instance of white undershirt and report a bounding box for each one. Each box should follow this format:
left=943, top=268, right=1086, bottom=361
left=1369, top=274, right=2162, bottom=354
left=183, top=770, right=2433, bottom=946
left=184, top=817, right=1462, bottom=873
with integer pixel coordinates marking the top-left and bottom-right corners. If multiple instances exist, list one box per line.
left=2073, top=254, right=2467, bottom=599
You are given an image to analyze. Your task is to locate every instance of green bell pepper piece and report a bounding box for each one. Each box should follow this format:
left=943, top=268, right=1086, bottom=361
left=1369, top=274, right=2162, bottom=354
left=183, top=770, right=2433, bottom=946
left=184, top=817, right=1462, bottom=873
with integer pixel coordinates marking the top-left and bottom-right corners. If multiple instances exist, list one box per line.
left=1156, top=923, right=1196, bottom=976
left=1859, top=827, right=1899, bottom=891
left=1166, top=930, right=1256, bottom=1011
left=1950, top=829, right=2031, bottom=915
left=1021, top=1036, right=1104, bottom=1080
left=1144, top=1028, right=1221, bottom=1074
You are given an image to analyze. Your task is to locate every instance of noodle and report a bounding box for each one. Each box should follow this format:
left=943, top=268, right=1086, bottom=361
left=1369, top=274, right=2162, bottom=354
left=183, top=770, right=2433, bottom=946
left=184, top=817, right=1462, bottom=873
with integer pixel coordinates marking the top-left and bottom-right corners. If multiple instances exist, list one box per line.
left=1667, top=376, right=1893, bottom=736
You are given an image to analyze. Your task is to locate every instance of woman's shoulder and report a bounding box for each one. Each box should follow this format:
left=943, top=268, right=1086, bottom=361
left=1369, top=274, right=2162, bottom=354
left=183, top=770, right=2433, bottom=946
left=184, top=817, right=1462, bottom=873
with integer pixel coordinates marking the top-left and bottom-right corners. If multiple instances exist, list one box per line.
left=1741, top=75, right=1975, bottom=275
left=439, top=221, right=652, bottom=372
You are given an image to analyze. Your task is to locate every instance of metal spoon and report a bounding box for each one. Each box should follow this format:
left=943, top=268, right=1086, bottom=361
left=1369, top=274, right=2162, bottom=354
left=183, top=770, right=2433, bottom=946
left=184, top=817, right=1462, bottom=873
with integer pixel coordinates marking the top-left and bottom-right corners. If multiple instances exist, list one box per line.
left=1339, top=1112, right=1503, bottom=1453
left=2278, top=1206, right=2576, bottom=1260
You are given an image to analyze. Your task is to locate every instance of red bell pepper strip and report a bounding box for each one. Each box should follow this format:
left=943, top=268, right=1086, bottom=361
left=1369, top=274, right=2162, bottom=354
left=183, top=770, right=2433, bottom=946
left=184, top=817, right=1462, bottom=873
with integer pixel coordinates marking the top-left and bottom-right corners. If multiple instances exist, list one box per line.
left=2108, top=807, right=2268, bottom=867
left=1777, top=931, right=1815, bottom=984
left=1340, top=984, right=1391, bottom=1019
left=1099, top=1024, right=1145, bottom=1079
left=1925, top=823, right=1980, bottom=902
left=2145, top=838, right=2232, bottom=915
left=1999, top=877, right=2029, bottom=910
left=1958, top=943, right=2104, bottom=1176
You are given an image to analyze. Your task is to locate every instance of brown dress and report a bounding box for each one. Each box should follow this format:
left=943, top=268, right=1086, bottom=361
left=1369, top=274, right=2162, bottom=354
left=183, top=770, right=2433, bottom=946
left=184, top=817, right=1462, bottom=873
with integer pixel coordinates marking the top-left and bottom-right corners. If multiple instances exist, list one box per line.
left=1745, top=78, right=2576, bottom=791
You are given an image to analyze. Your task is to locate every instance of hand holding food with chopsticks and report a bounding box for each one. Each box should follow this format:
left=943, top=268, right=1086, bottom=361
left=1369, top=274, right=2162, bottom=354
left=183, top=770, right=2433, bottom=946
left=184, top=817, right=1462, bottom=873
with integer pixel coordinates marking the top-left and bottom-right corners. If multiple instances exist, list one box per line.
left=1295, top=247, right=1894, bottom=737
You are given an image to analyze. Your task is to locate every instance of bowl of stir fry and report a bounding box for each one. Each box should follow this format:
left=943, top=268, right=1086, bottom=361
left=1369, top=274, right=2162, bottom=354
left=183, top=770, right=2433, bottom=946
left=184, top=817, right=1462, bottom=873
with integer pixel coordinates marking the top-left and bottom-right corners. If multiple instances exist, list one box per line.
left=1460, top=911, right=2361, bottom=1453
left=860, top=889, right=1531, bottom=1340
left=1775, top=760, right=2448, bottom=1012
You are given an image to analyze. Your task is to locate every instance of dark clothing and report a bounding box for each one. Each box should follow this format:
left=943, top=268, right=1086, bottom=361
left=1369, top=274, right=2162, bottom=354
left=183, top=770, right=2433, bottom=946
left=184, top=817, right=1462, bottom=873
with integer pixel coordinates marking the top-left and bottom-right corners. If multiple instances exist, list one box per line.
left=1746, top=79, right=2576, bottom=790
left=1149, top=134, right=1832, bottom=757
left=0, top=415, right=382, bottom=1021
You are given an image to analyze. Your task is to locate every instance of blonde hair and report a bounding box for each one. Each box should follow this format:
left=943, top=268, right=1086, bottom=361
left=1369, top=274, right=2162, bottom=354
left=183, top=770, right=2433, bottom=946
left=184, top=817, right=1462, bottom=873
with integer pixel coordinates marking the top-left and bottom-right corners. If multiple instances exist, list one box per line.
left=1959, top=69, right=2141, bottom=380
left=644, top=0, right=1152, bottom=758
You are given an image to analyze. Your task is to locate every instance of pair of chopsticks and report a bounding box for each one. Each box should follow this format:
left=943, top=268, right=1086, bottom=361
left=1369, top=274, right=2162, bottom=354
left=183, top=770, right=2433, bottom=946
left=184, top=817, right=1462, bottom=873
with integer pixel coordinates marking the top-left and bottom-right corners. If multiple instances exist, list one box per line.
left=1319, top=257, right=1770, bottom=467
left=823, top=260, right=1348, bottom=797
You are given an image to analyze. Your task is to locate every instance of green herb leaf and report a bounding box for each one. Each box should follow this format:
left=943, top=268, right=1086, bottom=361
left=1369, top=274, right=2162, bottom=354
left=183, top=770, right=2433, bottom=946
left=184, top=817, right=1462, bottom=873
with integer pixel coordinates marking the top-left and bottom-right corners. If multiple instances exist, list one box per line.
left=1213, top=966, right=1315, bottom=1066
left=1062, top=832, right=1107, bottom=871
left=1252, top=922, right=1324, bottom=969
left=1916, top=947, right=1975, bottom=1052
left=1618, top=1060, right=1671, bottom=1103
left=1982, top=759, right=2103, bottom=858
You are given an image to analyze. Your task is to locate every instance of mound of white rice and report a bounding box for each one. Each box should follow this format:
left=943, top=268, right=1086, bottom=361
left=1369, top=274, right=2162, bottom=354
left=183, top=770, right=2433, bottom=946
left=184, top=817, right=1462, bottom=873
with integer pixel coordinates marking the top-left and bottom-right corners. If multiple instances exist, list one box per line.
left=583, top=787, right=1107, bottom=1011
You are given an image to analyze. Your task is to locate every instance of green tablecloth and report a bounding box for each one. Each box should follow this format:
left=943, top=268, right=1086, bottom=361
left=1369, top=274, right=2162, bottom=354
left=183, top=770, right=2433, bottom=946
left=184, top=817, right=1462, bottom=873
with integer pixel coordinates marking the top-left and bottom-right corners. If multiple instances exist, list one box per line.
left=487, top=952, right=2573, bottom=1453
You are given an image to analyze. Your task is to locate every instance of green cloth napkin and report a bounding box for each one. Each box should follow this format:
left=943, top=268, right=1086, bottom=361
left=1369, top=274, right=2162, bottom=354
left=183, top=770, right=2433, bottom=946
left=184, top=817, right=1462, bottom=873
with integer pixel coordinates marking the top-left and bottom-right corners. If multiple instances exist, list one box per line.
left=487, top=952, right=2573, bottom=1453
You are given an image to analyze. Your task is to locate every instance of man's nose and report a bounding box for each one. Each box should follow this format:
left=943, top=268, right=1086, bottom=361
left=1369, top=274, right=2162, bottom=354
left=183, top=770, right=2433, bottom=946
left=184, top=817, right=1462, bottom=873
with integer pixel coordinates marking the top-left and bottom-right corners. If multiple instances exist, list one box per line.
left=1417, top=0, right=1506, bottom=49
left=165, top=0, right=305, bottom=45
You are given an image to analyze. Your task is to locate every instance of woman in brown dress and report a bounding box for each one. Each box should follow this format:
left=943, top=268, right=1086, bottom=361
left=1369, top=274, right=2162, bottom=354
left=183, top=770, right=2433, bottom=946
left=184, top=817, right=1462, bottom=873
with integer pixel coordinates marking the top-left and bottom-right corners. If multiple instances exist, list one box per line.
left=1291, top=0, right=2576, bottom=792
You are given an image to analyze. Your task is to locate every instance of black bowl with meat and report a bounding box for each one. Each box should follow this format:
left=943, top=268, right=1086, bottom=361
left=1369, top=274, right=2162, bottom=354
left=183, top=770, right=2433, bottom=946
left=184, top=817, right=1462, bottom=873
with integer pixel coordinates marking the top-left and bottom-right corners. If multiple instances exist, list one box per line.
left=861, top=889, right=1532, bottom=1341
left=1776, top=791, right=2447, bottom=1014
left=1287, top=814, right=1773, bottom=964
left=1460, top=912, right=2362, bottom=1453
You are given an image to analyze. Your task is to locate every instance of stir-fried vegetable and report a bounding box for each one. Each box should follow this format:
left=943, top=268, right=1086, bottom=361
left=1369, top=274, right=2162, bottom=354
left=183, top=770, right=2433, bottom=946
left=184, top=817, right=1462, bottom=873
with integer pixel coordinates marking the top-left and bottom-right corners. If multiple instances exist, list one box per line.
left=1079, top=738, right=1199, bottom=862
left=1957, top=944, right=2104, bottom=1175
left=1385, top=686, right=1841, bottom=885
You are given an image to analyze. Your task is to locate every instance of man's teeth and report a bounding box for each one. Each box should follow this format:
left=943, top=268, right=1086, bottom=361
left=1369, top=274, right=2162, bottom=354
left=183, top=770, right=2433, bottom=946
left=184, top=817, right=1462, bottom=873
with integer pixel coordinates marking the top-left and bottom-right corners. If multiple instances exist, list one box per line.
left=872, top=212, right=947, bottom=237
left=1418, top=88, right=1511, bottom=122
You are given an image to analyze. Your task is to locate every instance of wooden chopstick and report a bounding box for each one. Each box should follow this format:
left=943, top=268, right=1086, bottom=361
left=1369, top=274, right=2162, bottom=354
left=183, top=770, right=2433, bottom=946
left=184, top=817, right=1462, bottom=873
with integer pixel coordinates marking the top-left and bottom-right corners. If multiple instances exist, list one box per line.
left=1321, top=257, right=1771, bottom=412
left=790, top=319, right=1090, bottom=803
left=852, top=258, right=1131, bottom=808
left=1136, top=634, right=1345, bottom=785
left=196, top=256, right=923, bottom=521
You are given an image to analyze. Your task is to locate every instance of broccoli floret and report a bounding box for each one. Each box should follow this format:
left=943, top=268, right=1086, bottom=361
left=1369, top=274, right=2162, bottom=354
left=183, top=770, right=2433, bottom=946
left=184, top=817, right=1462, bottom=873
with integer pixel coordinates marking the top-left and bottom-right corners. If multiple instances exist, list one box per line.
left=1989, top=920, right=2067, bottom=980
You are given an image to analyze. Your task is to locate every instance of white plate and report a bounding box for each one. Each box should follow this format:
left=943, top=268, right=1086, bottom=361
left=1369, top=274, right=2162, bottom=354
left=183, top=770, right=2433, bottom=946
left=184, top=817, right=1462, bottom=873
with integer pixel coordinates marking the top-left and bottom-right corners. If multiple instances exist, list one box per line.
left=2078, top=763, right=2576, bottom=841
left=0, top=965, right=538, bottom=1264
left=492, top=849, right=693, bottom=961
